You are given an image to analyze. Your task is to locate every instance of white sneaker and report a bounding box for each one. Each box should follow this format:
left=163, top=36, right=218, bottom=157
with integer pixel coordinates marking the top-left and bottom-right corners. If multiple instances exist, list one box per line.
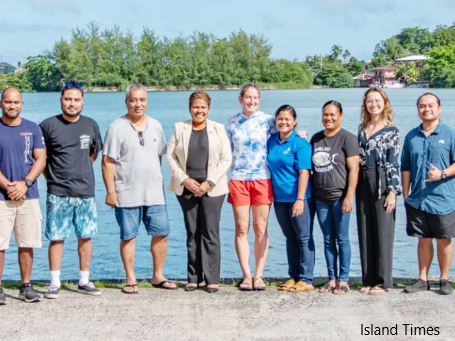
left=44, top=284, right=60, bottom=299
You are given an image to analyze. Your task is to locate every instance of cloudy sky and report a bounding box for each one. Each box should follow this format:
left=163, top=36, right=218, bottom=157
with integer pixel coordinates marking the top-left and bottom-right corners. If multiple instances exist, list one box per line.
left=1, top=0, right=454, bottom=65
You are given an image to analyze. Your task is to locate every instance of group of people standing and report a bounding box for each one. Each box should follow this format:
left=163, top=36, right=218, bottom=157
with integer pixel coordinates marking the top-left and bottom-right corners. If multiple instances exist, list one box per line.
left=0, top=81, right=453, bottom=305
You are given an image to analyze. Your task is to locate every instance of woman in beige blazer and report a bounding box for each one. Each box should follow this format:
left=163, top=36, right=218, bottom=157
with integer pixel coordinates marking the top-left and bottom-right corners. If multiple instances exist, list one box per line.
left=167, top=91, right=232, bottom=293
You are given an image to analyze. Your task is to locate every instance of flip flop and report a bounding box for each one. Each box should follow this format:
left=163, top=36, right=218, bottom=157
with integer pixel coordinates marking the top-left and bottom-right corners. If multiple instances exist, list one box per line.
left=278, top=279, right=295, bottom=291
left=152, top=280, right=177, bottom=290
left=333, top=285, right=349, bottom=295
left=121, top=284, right=138, bottom=294
left=318, top=283, right=335, bottom=294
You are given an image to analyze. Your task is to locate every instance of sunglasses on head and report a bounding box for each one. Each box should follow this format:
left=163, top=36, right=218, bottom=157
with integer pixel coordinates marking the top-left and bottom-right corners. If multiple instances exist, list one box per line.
left=65, top=81, right=83, bottom=88
left=138, top=131, right=144, bottom=146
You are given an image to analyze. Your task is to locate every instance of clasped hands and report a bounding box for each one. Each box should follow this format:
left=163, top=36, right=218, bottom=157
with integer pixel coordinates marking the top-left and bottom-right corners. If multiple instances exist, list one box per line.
left=183, top=178, right=211, bottom=197
left=6, top=181, right=27, bottom=201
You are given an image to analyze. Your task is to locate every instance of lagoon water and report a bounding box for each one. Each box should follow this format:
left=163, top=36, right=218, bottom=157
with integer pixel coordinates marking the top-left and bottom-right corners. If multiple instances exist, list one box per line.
left=3, top=88, right=455, bottom=281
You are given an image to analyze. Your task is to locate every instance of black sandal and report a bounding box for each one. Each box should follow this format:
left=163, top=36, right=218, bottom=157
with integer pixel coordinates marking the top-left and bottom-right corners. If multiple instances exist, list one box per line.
left=318, top=283, right=334, bottom=294
left=121, top=283, right=139, bottom=294
left=333, top=285, right=349, bottom=295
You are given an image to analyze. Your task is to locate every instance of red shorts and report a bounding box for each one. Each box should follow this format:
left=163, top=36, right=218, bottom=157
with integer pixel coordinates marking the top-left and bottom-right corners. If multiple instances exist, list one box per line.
left=227, top=179, right=274, bottom=206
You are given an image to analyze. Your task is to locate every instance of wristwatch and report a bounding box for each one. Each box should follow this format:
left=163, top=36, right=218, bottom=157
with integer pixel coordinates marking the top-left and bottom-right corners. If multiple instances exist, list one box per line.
left=24, top=179, right=33, bottom=187
left=441, top=170, right=447, bottom=180
left=207, top=180, right=215, bottom=187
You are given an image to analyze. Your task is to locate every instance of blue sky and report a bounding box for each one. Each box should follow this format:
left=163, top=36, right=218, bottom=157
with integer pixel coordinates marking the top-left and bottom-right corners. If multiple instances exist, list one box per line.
left=1, top=0, right=455, bottom=65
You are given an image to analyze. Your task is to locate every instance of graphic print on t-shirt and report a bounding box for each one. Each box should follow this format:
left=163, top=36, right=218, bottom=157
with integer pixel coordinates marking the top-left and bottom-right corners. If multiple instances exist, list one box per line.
left=312, top=146, right=338, bottom=173
left=20, top=132, right=33, bottom=163
left=80, top=134, right=91, bottom=149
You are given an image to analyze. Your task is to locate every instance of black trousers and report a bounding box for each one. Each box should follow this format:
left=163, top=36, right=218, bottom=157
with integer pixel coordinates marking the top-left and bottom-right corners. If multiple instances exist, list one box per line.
left=177, top=189, right=225, bottom=285
left=356, top=165, right=395, bottom=288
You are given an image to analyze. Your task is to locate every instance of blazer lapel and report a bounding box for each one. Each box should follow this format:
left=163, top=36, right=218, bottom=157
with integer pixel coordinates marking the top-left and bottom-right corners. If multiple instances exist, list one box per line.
left=182, top=120, right=192, bottom=162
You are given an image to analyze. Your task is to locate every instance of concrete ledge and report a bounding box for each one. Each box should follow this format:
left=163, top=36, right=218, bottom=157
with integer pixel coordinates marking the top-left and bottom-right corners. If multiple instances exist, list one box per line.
left=1, top=281, right=454, bottom=340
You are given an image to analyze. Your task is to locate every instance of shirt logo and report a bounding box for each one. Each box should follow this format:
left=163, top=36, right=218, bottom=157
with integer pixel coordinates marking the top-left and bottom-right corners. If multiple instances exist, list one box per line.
left=439, top=140, right=445, bottom=145
left=80, top=135, right=91, bottom=149
left=282, top=147, right=291, bottom=155
left=312, top=149, right=339, bottom=173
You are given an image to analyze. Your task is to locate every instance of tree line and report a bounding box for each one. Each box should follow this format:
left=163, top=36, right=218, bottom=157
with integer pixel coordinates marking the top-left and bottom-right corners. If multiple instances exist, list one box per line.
left=2, top=22, right=316, bottom=92
left=2, top=22, right=455, bottom=92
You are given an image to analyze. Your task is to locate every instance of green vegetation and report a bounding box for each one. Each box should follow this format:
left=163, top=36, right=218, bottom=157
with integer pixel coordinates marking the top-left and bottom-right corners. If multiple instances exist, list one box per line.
left=3, top=22, right=455, bottom=92
left=370, top=24, right=455, bottom=87
left=3, top=22, right=315, bottom=92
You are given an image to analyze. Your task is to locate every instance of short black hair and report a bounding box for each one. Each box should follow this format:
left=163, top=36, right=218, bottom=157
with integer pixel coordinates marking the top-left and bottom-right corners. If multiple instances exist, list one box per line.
left=1, top=87, right=22, bottom=101
left=275, top=104, right=297, bottom=119
left=322, top=100, right=343, bottom=114
left=61, top=79, right=84, bottom=97
left=416, top=92, right=440, bottom=107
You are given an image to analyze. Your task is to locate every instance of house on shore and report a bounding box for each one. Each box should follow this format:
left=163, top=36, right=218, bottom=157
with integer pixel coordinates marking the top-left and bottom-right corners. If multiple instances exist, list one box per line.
left=353, top=74, right=374, bottom=87
left=395, top=54, right=430, bottom=67
left=354, top=54, right=431, bottom=88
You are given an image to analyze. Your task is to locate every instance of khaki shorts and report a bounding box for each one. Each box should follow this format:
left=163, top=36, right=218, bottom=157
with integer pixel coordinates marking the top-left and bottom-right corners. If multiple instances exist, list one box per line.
left=0, top=199, right=42, bottom=250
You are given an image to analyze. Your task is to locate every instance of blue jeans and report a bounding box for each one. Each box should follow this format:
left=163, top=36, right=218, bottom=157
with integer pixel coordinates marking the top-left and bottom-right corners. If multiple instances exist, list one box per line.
left=115, top=205, right=170, bottom=240
left=274, top=199, right=315, bottom=284
left=315, top=199, right=351, bottom=282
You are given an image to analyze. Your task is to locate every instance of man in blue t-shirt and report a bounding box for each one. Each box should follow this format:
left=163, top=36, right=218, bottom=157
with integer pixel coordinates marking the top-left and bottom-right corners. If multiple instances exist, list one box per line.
left=0, top=88, right=46, bottom=304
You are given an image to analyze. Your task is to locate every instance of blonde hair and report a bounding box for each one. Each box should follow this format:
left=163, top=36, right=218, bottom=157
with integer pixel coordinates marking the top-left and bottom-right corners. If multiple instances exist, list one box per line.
left=360, top=88, right=394, bottom=131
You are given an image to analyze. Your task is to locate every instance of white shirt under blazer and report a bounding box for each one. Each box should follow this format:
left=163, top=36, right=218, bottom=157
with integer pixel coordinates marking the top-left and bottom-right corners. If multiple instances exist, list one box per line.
left=166, top=119, right=232, bottom=197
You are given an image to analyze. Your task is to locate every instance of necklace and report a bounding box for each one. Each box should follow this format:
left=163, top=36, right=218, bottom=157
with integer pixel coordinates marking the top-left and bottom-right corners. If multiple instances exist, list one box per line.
left=422, top=125, right=437, bottom=132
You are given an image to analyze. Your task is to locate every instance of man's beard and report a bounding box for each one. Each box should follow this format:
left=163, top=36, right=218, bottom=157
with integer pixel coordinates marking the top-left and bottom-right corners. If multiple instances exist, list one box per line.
left=62, top=106, right=83, bottom=117
left=2, top=110, right=20, bottom=119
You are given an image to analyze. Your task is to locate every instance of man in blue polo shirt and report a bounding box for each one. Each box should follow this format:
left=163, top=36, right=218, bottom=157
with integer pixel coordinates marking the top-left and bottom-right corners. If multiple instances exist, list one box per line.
left=401, top=93, right=455, bottom=295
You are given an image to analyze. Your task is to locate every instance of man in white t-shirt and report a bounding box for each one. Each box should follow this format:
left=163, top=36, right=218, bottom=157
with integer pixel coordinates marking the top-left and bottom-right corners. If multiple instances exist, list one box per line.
left=102, top=84, right=176, bottom=293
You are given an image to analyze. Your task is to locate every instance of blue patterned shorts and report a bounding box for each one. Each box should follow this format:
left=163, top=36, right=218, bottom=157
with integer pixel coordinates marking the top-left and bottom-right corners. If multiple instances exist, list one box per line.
left=45, top=194, right=97, bottom=241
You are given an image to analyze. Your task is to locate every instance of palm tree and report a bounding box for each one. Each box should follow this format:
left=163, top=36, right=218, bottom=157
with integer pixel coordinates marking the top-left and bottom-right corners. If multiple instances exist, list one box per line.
left=330, top=45, right=343, bottom=61
left=342, top=49, right=351, bottom=60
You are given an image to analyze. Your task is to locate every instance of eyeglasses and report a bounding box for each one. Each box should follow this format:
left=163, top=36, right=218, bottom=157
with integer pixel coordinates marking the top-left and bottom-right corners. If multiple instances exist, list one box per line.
left=65, top=81, right=83, bottom=88
left=138, top=131, right=144, bottom=146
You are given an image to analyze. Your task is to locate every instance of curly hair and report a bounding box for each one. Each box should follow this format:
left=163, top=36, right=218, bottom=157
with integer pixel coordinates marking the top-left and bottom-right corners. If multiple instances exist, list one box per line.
left=360, top=88, right=394, bottom=131
left=189, top=91, right=211, bottom=109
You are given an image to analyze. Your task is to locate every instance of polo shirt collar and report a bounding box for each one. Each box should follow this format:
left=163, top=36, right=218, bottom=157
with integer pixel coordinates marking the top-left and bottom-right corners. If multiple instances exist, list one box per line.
left=275, top=130, right=296, bottom=143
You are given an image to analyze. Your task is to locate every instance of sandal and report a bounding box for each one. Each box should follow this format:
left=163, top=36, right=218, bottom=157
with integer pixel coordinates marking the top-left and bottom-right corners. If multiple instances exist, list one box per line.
left=333, top=285, right=349, bottom=295
left=359, top=286, right=372, bottom=294
left=289, top=281, right=314, bottom=292
left=369, top=286, right=388, bottom=296
left=151, top=280, right=177, bottom=290
left=278, top=279, right=295, bottom=291
left=121, top=283, right=138, bottom=294
left=239, top=278, right=253, bottom=291
left=318, top=283, right=335, bottom=294
left=253, top=277, right=266, bottom=291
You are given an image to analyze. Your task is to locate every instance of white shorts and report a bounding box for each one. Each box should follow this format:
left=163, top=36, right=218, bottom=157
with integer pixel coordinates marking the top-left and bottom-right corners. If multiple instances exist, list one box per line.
left=0, top=199, right=42, bottom=250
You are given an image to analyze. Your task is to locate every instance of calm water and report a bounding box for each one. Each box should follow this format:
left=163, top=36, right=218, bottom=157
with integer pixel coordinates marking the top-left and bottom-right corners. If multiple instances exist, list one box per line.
left=3, top=88, right=455, bottom=281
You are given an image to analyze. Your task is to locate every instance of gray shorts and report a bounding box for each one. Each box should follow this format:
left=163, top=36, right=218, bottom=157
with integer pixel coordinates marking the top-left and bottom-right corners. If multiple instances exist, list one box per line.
left=405, top=202, right=455, bottom=239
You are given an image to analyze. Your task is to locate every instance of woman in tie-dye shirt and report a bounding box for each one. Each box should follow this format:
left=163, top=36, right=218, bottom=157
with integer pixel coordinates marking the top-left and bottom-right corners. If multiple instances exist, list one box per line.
left=227, top=83, right=277, bottom=291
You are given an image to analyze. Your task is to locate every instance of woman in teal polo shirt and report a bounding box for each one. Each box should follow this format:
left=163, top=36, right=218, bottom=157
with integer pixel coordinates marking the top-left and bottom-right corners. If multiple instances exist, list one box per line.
left=267, top=105, right=314, bottom=292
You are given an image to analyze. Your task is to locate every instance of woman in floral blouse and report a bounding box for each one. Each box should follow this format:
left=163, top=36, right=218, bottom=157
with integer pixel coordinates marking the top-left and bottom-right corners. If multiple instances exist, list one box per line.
left=356, top=88, right=402, bottom=295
